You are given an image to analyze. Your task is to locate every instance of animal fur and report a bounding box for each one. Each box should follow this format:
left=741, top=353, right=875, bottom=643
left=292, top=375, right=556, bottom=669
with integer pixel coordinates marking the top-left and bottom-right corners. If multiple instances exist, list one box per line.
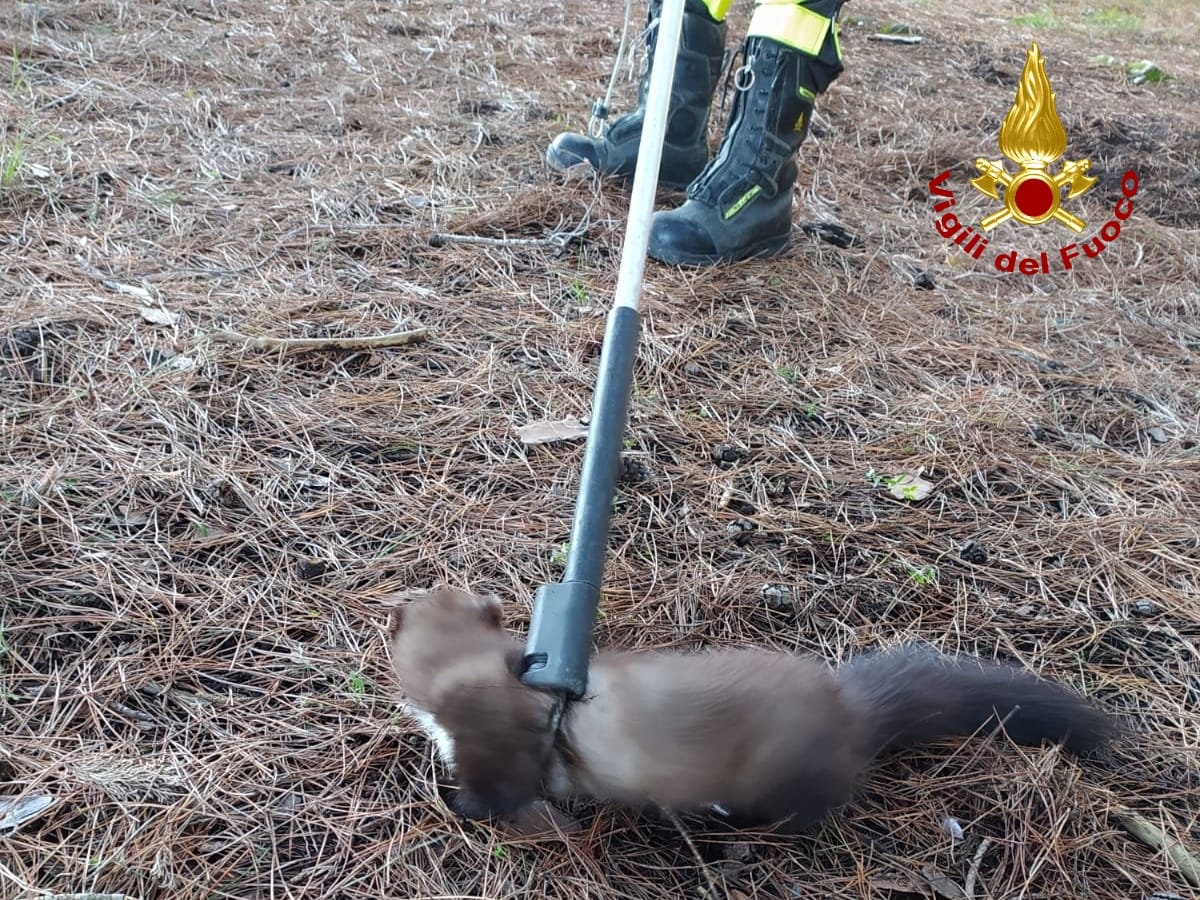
left=386, top=586, right=1117, bottom=830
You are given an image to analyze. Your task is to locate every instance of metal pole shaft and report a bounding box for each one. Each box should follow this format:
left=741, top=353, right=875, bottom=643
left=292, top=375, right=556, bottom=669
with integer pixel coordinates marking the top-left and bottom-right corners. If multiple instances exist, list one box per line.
left=521, top=0, right=686, bottom=699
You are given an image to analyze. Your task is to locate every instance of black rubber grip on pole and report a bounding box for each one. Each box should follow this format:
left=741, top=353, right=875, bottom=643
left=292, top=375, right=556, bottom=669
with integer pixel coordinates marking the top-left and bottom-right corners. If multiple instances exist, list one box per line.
left=520, top=304, right=641, bottom=699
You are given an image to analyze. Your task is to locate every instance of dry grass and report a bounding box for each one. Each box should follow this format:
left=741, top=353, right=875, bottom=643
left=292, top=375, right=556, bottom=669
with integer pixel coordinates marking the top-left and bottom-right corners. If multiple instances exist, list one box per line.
left=2, top=0, right=1199, bottom=898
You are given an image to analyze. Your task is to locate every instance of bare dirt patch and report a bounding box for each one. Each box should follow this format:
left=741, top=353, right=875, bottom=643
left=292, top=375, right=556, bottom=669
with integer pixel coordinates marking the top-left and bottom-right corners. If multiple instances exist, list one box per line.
left=2, top=1, right=1198, bottom=898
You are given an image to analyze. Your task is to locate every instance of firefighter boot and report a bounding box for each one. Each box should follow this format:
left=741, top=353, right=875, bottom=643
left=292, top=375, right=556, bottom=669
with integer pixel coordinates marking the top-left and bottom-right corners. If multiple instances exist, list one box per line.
left=546, top=0, right=728, bottom=191
left=647, top=0, right=845, bottom=265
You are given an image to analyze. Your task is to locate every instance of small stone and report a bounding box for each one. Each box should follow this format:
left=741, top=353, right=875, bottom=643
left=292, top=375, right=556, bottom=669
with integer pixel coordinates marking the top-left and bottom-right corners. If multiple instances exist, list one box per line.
left=1146, top=426, right=1167, bottom=443
left=711, top=443, right=747, bottom=465
left=684, top=361, right=702, bottom=376
left=619, top=455, right=652, bottom=483
left=140, top=306, right=179, bottom=326
left=297, top=559, right=328, bottom=581
left=726, top=498, right=757, bottom=516
left=1129, top=599, right=1157, bottom=617
left=760, top=584, right=795, bottom=610
left=725, top=518, right=756, bottom=534
left=958, top=540, right=988, bottom=564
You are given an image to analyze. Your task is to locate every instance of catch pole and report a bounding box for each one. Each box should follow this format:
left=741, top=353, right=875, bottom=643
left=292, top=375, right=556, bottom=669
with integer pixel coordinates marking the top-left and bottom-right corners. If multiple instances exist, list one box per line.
left=520, top=0, right=686, bottom=699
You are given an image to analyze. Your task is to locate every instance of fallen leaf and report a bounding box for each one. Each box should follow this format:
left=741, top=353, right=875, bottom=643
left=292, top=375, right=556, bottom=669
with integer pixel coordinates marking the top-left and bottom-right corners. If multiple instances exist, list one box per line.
left=887, top=468, right=935, bottom=502
left=921, top=863, right=966, bottom=899
left=111, top=281, right=154, bottom=301
left=140, top=307, right=180, bottom=327
left=0, top=793, right=55, bottom=835
left=1126, top=60, right=1172, bottom=85
left=516, top=417, right=589, bottom=445
left=871, top=874, right=921, bottom=894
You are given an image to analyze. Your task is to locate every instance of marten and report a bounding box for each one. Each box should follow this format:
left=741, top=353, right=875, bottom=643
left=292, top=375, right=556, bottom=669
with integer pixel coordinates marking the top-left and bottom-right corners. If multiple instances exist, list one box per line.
left=386, top=586, right=1117, bottom=831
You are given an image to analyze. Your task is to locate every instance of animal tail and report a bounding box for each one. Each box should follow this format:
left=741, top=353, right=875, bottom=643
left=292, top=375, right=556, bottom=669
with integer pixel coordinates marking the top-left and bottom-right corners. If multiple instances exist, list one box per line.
left=836, top=644, right=1117, bottom=759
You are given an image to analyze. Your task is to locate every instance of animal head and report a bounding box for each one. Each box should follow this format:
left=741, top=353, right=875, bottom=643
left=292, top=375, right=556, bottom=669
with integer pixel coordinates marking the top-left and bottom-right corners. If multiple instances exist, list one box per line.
left=386, top=585, right=504, bottom=641
left=382, top=584, right=553, bottom=821
left=385, top=585, right=518, bottom=707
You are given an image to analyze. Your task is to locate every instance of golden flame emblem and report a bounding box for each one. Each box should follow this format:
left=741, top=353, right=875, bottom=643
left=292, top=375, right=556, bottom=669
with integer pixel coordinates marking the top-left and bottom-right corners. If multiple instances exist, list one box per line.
left=971, top=42, right=1096, bottom=232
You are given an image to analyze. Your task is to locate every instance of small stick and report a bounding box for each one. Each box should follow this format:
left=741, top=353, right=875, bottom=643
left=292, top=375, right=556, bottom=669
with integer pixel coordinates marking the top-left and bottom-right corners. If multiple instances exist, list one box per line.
left=430, top=233, right=561, bottom=248
left=964, top=837, right=994, bottom=899
left=428, top=231, right=584, bottom=251
left=1115, top=807, right=1200, bottom=888
left=429, top=217, right=590, bottom=251
left=661, top=807, right=726, bottom=900
left=105, top=698, right=155, bottom=724
left=209, top=327, right=428, bottom=353
left=76, top=257, right=155, bottom=301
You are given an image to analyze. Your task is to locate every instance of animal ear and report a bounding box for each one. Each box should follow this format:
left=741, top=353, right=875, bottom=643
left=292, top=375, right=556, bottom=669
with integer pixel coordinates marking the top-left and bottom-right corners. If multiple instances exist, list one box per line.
left=385, top=606, right=404, bottom=638
left=478, top=592, right=503, bottom=628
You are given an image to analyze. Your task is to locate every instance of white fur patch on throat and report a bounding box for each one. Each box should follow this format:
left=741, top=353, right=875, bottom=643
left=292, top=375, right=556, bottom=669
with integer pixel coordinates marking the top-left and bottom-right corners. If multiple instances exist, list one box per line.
left=405, top=703, right=456, bottom=767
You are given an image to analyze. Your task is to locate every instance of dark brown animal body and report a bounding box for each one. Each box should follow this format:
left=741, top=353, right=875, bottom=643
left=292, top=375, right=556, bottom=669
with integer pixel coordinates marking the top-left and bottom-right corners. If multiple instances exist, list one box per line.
left=387, top=587, right=1116, bottom=830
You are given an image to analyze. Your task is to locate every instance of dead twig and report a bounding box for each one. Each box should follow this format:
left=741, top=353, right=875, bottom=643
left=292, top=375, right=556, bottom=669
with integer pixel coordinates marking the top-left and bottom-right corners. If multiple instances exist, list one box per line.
left=868, top=33, right=923, bottom=44
left=428, top=231, right=581, bottom=250
left=429, top=212, right=591, bottom=251
left=964, top=837, right=994, bottom=899
left=660, top=808, right=726, bottom=900
left=1115, top=807, right=1200, bottom=888
left=208, top=327, right=429, bottom=353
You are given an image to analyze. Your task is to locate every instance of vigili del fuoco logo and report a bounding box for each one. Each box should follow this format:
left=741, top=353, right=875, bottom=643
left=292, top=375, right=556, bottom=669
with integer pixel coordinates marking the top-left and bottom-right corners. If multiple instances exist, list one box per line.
left=927, top=41, right=1139, bottom=275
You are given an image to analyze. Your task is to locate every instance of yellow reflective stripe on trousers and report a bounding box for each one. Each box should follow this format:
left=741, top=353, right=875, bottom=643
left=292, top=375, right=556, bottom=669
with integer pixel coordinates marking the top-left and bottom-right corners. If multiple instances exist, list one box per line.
left=746, top=1, right=830, bottom=56
left=702, top=0, right=732, bottom=22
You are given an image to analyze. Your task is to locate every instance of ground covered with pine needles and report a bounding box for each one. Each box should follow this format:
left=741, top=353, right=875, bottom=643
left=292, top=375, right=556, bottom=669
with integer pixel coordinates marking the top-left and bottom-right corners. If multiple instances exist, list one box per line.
left=2, top=0, right=1198, bottom=898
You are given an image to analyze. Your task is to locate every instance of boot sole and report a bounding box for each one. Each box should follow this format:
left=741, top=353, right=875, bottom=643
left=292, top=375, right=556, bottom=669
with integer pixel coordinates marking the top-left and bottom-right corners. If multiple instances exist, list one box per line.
left=650, top=233, right=791, bottom=267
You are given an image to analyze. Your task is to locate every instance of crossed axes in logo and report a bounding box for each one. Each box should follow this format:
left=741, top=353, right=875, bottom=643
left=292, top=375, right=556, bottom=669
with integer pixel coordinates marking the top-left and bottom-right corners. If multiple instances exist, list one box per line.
left=971, top=158, right=1097, bottom=233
